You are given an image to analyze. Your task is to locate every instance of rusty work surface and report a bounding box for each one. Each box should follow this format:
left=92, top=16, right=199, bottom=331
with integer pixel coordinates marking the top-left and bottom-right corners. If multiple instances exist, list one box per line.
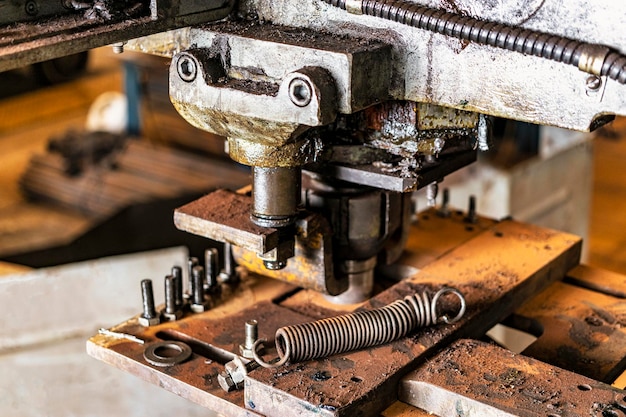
left=245, top=220, right=581, bottom=417
left=509, top=265, right=626, bottom=383
left=87, top=275, right=297, bottom=417
left=401, top=339, right=626, bottom=417
left=174, top=190, right=280, bottom=255
left=88, top=217, right=581, bottom=417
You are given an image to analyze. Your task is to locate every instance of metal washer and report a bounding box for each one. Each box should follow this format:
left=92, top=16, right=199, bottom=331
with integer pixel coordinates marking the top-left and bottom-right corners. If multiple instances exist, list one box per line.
left=143, top=341, right=192, bottom=367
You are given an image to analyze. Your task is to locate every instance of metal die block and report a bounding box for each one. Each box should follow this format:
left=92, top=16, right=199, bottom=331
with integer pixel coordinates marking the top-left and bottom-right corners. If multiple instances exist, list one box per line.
left=174, top=190, right=280, bottom=255
left=400, top=339, right=626, bottom=417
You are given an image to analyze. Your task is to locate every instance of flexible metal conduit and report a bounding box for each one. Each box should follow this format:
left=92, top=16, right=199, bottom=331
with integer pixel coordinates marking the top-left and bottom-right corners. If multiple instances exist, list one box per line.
left=323, top=0, right=626, bottom=84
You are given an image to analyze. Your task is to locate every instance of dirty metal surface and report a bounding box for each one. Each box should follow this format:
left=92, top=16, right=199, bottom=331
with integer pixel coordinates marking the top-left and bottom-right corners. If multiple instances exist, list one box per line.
left=87, top=276, right=296, bottom=417
left=245, top=220, right=581, bottom=417
left=89, top=216, right=581, bottom=417
left=400, top=339, right=626, bottom=417
left=510, top=266, right=626, bottom=383
left=174, top=190, right=281, bottom=255
left=0, top=0, right=233, bottom=71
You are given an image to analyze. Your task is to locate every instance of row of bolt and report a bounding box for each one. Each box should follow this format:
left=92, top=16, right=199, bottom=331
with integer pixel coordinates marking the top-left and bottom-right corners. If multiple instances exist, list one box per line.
left=138, top=244, right=238, bottom=326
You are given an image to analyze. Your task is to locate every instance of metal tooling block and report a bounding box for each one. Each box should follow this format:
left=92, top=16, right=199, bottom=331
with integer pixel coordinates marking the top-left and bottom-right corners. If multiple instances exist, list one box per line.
left=88, top=213, right=582, bottom=417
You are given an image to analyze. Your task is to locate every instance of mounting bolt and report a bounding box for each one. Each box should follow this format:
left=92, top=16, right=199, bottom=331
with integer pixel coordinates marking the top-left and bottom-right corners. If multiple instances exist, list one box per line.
left=239, top=320, right=260, bottom=359
left=426, top=182, right=438, bottom=208
left=112, top=42, right=125, bottom=54
left=205, top=248, right=219, bottom=292
left=437, top=188, right=451, bottom=218
left=465, top=195, right=477, bottom=224
left=139, top=279, right=160, bottom=326
left=25, top=0, right=39, bottom=16
left=288, top=77, right=313, bottom=107
left=191, top=265, right=210, bottom=313
left=585, top=75, right=602, bottom=92
left=177, top=53, right=197, bottom=82
left=162, top=275, right=183, bottom=321
left=218, top=357, right=259, bottom=392
left=171, top=266, right=184, bottom=309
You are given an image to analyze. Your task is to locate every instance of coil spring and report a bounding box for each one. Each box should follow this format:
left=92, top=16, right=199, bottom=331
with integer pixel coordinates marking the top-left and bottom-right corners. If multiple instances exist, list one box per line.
left=252, top=287, right=465, bottom=368
left=323, top=0, right=626, bottom=84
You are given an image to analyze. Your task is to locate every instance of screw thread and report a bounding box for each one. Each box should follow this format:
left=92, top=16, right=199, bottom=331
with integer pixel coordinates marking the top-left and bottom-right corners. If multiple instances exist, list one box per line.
left=192, top=266, right=205, bottom=305
left=205, top=248, right=219, bottom=289
left=171, top=266, right=184, bottom=308
left=141, top=279, right=157, bottom=319
left=164, top=275, right=177, bottom=314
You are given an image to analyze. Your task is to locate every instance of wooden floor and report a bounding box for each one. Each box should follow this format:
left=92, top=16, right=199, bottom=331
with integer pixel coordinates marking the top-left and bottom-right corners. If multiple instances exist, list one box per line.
left=1, top=48, right=626, bottom=275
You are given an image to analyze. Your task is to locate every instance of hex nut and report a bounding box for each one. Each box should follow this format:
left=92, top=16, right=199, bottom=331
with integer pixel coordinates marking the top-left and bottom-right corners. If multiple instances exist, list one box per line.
left=138, top=315, right=160, bottom=327
left=218, top=371, right=236, bottom=392
left=162, top=310, right=183, bottom=321
left=190, top=301, right=210, bottom=313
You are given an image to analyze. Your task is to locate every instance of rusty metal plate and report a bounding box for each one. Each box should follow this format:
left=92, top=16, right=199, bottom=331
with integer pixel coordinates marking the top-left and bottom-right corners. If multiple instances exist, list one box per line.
left=89, top=217, right=581, bottom=417
left=508, top=266, right=626, bottom=383
left=245, top=220, right=581, bottom=417
left=174, top=190, right=280, bottom=255
left=400, top=339, right=626, bottom=417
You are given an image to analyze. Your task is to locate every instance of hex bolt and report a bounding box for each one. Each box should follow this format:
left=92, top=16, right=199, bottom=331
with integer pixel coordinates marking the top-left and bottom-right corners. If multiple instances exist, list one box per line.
left=163, top=275, right=182, bottom=321
left=171, top=266, right=184, bottom=308
left=465, top=195, right=477, bottom=224
left=218, top=357, right=260, bottom=392
left=177, top=53, right=197, bottom=82
left=426, top=182, right=438, bottom=208
left=219, top=243, right=237, bottom=283
left=205, top=248, right=219, bottom=291
left=239, top=319, right=260, bottom=359
left=288, top=77, right=313, bottom=107
left=191, top=265, right=210, bottom=313
left=112, top=42, right=125, bottom=54
left=139, top=279, right=160, bottom=327
left=438, top=188, right=451, bottom=218
left=188, top=257, right=199, bottom=294
left=585, top=75, right=602, bottom=92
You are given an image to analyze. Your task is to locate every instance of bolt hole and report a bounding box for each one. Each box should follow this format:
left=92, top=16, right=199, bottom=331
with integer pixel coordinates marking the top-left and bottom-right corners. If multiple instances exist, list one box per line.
left=465, top=226, right=474, bottom=232
left=177, top=56, right=197, bottom=82
left=547, top=414, right=561, bottom=417
left=603, top=410, right=619, bottom=417
left=350, top=376, right=363, bottom=383
left=577, top=384, right=592, bottom=391
left=422, top=214, right=430, bottom=220
left=495, top=231, right=503, bottom=237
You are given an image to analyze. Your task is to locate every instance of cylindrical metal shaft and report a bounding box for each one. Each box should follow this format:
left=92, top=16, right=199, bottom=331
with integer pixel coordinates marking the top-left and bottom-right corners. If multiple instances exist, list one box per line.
left=171, top=266, right=184, bottom=308
left=192, top=265, right=206, bottom=305
left=141, top=279, right=157, bottom=319
left=205, top=248, right=219, bottom=290
left=164, top=275, right=177, bottom=314
left=251, top=166, right=301, bottom=228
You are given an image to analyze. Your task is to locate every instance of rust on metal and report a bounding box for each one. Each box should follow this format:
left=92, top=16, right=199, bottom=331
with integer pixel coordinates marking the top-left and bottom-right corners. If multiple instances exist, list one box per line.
left=174, top=190, right=281, bottom=255
left=511, top=268, right=626, bottom=383
left=401, top=339, right=626, bottom=417
left=245, top=220, right=581, bottom=417
left=89, top=216, right=582, bottom=417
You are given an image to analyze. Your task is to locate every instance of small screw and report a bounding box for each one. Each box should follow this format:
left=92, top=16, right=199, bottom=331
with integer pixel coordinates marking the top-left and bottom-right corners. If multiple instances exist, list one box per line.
left=465, top=195, right=477, bottom=224
left=111, top=42, right=125, bottom=54
left=585, top=75, right=602, bottom=92
left=171, top=266, right=184, bottom=308
left=25, top=0, right=39, bottom=16
left=239, top=320, right=260, bottom=359
left=205, top=248, right=219, bottom=292
left=426, top=182, right=438, bottom=208
left=288, top=77, right=312, bottom=107
left=139, top=279, right=160, bottom=326
left=191, top=265, right=210, bottom=313
left=163, top=275, right=182, bottom=321
left=177, top=54, right=197, bottom=82
left=438, top=188, right=450, bottom=218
